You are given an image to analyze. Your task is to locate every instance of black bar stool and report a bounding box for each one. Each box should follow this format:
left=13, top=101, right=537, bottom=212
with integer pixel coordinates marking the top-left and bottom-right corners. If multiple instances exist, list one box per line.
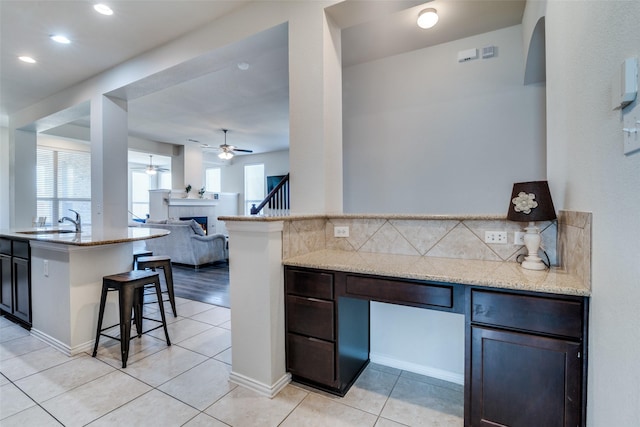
left=133, top=250, right=153, bottom=269
left=137, top=255, right=177, bottom=317
left=92, top=270, right=171, bottom=368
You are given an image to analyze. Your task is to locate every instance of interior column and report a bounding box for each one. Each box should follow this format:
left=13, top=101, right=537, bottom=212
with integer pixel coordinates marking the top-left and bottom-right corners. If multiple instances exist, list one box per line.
left=90, top=95, right=129, bottom=231
left=288, top=3, right=343, bottom=214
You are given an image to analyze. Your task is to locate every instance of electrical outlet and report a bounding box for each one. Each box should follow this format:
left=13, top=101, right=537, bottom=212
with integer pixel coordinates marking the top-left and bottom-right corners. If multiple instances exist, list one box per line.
left=43, top=260, right=49, bottom=277
left=334, top=226, right=349, bottom=238
left=514, top=231, right=525, bottom=245
left=484, top=231, right=507, bottom=244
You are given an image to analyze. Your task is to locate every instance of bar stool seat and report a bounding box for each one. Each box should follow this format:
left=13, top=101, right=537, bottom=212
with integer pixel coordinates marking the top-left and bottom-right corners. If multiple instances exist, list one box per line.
left=92, top=270, right=171, bottom=368
left=137, top=255, right=177, bottom=317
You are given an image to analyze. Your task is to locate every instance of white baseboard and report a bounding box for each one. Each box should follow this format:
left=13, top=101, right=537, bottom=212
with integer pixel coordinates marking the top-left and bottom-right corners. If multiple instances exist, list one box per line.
left=229, top=371, right=292, bottom=398
left=369, top=352, right=464, bottom=385
left=30, top=329, right=93, bottom=357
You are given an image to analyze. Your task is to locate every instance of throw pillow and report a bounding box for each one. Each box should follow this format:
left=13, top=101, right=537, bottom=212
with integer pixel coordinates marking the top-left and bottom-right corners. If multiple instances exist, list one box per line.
left=189, top=219, right=206, bottom=236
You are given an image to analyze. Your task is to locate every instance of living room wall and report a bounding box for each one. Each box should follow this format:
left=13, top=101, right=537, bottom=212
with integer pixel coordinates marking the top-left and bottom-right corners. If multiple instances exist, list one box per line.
left=343, top=24, right=546, bottom=214
left=205, top=149, right=290, bottom=215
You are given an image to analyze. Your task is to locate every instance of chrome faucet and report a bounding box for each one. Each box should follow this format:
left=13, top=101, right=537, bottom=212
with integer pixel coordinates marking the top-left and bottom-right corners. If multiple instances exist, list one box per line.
left=59, top=209, right=82, bottom=233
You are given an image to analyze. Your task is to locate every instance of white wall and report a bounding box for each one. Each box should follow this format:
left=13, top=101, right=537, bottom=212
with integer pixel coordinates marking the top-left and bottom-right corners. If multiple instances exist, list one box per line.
left=544, top=2, right=640, bottom=426
left=207, top=150, right=290, bottom=214
left=343, top=24, right=546, bottom=214
left=343, top=24, right=546, bottom=383
left=0, top=126, right=8, bottom=229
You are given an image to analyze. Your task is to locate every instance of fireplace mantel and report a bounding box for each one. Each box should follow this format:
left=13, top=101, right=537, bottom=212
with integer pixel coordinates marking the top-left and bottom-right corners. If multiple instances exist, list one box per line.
left=164, top=198, right=218, bottom=207
left=148, top=190, right=238, bottom=236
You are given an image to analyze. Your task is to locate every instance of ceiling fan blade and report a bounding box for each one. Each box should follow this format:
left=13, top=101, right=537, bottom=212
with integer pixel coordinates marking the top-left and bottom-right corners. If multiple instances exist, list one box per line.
left=233, top=148, right=253, bottom=153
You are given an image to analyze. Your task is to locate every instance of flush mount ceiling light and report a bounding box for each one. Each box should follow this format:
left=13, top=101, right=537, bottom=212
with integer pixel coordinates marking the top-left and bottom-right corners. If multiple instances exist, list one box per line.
left=50, top=35, right=71, bottom=44
left=18, top=56, right=36, bottom=64
left=417, top=8, right=439, bottom=29
left=93, top=3, right=114, bottom=15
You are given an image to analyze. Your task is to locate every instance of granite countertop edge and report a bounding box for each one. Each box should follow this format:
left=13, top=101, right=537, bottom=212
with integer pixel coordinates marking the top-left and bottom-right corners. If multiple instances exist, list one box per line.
left=283, top=249, right=590, bottom=297
left=219, top=213, right=506, bottom=222
left=0, top=227, right=170, bottom=247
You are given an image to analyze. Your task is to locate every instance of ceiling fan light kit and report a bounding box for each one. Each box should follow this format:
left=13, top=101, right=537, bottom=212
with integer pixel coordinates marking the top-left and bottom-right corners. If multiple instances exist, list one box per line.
left=144, top=154, right=169, bottom=175
left=217, top=129, right=253, bottom=160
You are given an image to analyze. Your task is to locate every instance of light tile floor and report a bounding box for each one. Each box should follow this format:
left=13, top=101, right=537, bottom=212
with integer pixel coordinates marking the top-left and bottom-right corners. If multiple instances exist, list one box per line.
left=0, top=297, right=463, bottom=426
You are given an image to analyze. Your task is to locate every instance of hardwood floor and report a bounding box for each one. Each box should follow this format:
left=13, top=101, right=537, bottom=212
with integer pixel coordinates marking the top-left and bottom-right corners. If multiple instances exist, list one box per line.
left=170, top=262, right=230, bottom=308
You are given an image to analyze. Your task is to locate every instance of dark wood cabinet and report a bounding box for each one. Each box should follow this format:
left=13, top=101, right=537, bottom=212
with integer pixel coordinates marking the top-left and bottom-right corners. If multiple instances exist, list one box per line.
left=0, top=238, right=32, bottom=327
left=466, top=289, right=587, bottom=427
left=0, top=253, right=12, bottom=312
left=285, top=267, right=369, bottom=395
left=284, top=266, right=588, bottom=426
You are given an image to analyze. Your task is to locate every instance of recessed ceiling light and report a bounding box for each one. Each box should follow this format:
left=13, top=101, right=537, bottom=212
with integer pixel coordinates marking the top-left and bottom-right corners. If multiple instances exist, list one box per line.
left=93, top=3, right=113, bottom=15
left=50, top=35, right=71, bottom=44
left=18, top=56, right=36, bottom=64
left=237, top=62, right=250, bottom=71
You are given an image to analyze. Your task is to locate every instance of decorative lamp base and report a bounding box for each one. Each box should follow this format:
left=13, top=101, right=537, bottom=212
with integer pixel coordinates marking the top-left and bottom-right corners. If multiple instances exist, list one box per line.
left=521, top=256, right=547, bottom=270
left=520, top=221, right=548, bottom=271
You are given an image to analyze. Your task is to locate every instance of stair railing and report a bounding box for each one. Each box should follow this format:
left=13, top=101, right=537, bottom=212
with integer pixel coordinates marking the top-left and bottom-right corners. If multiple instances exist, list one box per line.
left=251, top=173, right=290, bottom=215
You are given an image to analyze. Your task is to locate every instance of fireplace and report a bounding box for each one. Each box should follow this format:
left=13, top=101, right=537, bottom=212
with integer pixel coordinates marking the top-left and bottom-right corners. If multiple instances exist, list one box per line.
left=180, top=216, right=208, bottom=235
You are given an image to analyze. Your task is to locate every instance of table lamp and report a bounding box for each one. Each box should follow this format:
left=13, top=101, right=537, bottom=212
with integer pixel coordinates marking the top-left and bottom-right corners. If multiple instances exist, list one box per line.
left=507, top=181, right=557, bottom=270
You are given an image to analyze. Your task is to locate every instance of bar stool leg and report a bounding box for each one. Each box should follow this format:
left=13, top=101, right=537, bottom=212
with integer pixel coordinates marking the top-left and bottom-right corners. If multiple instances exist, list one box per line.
left=162, top=264, right=177, bottom=317
left=92, top=283, right=108, bottom=357
left=119, top=285, right=136, bottom=369
left=152, top=276, right=171, bottom=346
left=133, top=287, right=144, bottom=337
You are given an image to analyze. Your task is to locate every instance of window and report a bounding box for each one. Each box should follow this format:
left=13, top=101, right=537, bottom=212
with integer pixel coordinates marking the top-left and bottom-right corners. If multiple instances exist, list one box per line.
left=244, top=163, right=265, bottom=214
left=205, top=167, right=221, bottom=193
left=37, top=147, right=91, bottom=226
left=131, top=171, right=150, bottom=220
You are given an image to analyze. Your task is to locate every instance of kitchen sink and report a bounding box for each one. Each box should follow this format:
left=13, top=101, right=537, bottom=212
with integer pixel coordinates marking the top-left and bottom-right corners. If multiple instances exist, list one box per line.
left=17, top=229, right=77, bottom=235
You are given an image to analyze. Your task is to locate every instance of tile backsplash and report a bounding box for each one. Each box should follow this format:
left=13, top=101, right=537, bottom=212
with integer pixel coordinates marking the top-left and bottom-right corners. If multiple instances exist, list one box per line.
left=282, top=211, right=591, bottom=281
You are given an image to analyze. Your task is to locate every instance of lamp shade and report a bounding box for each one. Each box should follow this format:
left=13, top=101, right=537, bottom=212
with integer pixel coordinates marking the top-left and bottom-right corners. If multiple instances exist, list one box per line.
left=506, top=181, right=557, bottom=222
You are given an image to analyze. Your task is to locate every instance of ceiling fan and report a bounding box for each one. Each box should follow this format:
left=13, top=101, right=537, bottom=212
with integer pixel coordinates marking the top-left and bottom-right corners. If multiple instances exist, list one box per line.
left=217, top=129, right=253, bottom=160
left=144, top=155, right=169, bottom=175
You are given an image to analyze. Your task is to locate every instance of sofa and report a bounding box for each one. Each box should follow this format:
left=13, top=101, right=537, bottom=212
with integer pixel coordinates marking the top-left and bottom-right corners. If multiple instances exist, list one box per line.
left=141, top=219, right=228, bottom=268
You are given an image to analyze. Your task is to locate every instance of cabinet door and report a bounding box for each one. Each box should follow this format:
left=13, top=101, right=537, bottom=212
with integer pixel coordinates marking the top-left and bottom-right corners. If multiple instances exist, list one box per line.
left=470, top=326, right=581, bottom=427
left=0, top=254, right=12, bottom=313
left=12, top=257, right=31, bottom=323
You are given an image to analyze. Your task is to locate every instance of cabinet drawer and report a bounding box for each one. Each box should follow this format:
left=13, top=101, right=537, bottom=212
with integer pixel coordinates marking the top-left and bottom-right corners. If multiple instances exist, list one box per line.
left=287, top=333, right=335, bottom=385
left=0, top=239, right=10, bottom=256
left=12, top=241, right=29, bottom=259
left=471, top=289, right=584, bottom=339
left=286, top=268, right=333, bottom=300
left=345, top=275, right=453, bottom=308
left=286, top=295, right=334, bottom=341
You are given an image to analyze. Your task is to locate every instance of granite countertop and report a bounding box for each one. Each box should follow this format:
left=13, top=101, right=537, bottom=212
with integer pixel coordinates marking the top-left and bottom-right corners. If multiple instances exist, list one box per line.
left=0, top=227, right=169, bottom=247
left=219, top=213, right=507, bottom=222
left=283, top=249, right=590, bottom=297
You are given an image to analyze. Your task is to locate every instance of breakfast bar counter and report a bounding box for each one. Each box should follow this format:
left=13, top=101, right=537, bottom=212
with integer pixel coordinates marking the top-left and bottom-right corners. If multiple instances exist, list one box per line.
left=0, top=226, right=169, bottom=246
left=0, top=227, right=169, bottom=355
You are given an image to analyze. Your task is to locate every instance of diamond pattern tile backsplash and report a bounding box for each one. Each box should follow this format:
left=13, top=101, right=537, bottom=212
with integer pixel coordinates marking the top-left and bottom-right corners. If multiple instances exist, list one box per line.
left=283, top=214, right=588, bottom=270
